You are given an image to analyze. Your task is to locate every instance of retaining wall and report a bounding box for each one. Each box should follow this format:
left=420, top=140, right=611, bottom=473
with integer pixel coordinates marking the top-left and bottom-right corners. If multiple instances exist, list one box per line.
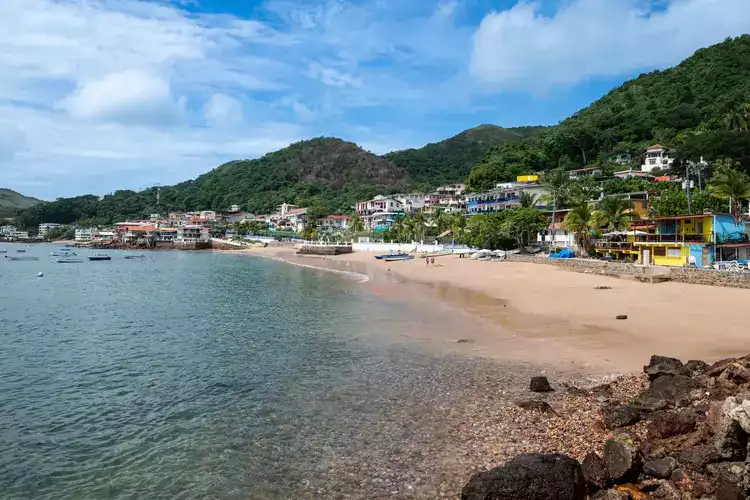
left=669, top=268, right=750, bottom=288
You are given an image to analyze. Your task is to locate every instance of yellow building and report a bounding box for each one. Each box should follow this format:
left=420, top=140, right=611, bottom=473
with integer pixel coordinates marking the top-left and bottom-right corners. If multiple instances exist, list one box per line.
left=516, top=174, right=539, bottom=183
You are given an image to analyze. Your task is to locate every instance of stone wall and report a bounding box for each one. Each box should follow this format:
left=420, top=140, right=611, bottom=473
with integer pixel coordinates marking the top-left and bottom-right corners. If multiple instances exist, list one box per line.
left=669, top=267, right=750, bottom=288
left=298, top=245, right=353, bottom=256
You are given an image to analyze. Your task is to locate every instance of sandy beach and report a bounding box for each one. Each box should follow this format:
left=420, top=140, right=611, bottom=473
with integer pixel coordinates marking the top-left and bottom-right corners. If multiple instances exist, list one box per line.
left=227, top=246, right=750, bottom=374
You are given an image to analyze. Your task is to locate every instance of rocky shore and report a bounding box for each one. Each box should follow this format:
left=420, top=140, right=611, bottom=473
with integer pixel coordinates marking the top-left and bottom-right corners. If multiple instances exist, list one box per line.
left=462, top=354, right=750, bottom=500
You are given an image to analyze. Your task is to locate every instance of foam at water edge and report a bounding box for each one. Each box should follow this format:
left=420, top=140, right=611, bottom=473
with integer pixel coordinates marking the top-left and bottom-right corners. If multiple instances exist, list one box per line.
left=270, top=256, right=370, bottom=283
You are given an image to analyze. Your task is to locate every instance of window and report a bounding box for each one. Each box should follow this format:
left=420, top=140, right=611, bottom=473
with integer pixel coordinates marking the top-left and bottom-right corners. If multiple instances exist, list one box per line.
left=667, top=248, right=681, bottom=258
left=697, top=222, right=703, bottom=234
left=653, top=247, right=666, bottom=257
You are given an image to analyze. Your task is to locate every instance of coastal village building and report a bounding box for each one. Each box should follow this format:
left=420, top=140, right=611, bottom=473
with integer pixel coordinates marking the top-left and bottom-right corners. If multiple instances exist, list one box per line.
left=318, top=215, right=349, bottom=232
left=641, top=145, right=674, bottom=173
left=607, top=153, right=632, bottom=166
left=393, top=194, right=425, bottom=213
left=38, top=223, right=62, bottom=238
left=177, top=225, right=210, bottom=243
left=229, top=204, right=241, bottom=213
left=1, top=226, right=29, bottom=240
left=199, top=211, right=217, bottom=221
left=466, top=183, right=549, bottom=215
left=74, top=228, right=95, bottom=242
left=567, top=167, right=602, bottom=179
left=356, top=196, right=403, bottom=216
left=596, top=213, right=746, bottom=268
left=614, top=169, right=652, bottom=179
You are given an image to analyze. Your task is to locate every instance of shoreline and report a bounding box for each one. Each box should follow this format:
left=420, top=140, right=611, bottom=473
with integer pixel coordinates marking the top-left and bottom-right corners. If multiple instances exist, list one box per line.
left=218, top=246, right=750, bottom=375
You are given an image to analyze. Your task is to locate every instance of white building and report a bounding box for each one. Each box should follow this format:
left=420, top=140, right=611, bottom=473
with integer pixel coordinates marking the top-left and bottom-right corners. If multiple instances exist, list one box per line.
left=277, top=203, right=299, bottom=217
left=318, top=215, right=349, bottom=232
left=1, top=226, right=29, bottom=239
left=75, top=228, right=96, bottom=242
left=229, top=204, right=241, bottom=212
left=38, top=223, right=62, bottom=238
left=641, top=145, right=674, bottom=173
left=393, top=194, right=426, bottom=213
left=436, top=183, right=466, bottom=196
left=355, top=196, right=403, bottom=216
left=199, top=211, right=217, bottom=221
left=177, top=225, right=210, bottom=243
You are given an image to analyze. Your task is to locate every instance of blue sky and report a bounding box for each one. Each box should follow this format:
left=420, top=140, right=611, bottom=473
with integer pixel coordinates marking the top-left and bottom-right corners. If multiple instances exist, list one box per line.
left=1, top=0, right=749, bottom=199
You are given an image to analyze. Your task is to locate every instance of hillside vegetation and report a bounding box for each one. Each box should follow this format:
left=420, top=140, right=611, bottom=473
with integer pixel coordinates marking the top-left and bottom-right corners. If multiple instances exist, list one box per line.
left=386, top=124, right=546, bottom=185
left=468, top=35, right=750, bottom=190
left=0, top=189, right=41, bottom=218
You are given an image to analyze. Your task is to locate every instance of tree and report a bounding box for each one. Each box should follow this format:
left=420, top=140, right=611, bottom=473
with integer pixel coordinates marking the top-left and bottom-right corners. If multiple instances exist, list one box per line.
left=464, top=212, right=515, bottom=250
left=592, top=196, right=635, bottom=231
left=519, top=191, right=538, bottom=208
left=449, top=212, right=467, bottom=243
left=707, top=160, right=750, bottom=224
left=541, top=168, right=571, bottom=240
left=301, top=220, right=318, bottom=240
left=562, top=204, right=595, bottom=252
left=501, top=208, right=549, bottom=250
left=348, top=214, right=365, bottom=236
left=725, top=103, right=749, bottom=131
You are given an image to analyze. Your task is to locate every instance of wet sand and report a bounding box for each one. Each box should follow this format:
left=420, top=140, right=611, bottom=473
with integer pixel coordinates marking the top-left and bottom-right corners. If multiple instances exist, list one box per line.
left=226, top=246, right=750, bottom=374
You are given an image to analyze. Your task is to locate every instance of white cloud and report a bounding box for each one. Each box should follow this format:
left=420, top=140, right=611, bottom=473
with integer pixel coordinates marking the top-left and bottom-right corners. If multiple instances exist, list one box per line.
left=203, top=93, right=244, bottom=127
left=307, top=62, right=363, bottom=88
left=0, top=123, right=26, bottom=162
left=470, top=0, right=750, bottom=90
left=59, top=70, right=184, bottom=126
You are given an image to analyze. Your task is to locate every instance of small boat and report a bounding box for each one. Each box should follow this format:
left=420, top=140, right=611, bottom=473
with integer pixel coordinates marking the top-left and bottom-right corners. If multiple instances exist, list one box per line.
left=124, top=255, right=146, bottom=260
left=0, top=250, right=6, bottom=253
left=16, top=249, right=26, bottom=253
left=88, top=254, right=111, bottom=261
left=57, top=258, right=84, bottom=263
left=375, top=252, right=410, bottom=260
left=51, top=252, right=76, bottom=256
left=382, top=253, right=415, bottom=262
left=6, top=256, right=39, bottom=261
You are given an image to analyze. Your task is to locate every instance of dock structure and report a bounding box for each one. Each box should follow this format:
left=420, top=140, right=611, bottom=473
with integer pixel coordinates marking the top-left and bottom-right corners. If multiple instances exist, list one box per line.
left=297, top=244, right=353, bottom=256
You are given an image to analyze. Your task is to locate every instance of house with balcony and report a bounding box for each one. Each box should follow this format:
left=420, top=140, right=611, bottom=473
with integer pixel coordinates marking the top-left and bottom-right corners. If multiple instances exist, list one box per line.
left=75, top=228, right=96, bottom=242
left=318, top=215, right=349, bottom=233
left=629, top=214, right=745, bottom=267
left=38, top=223, right=62, bottom=238
left=356, top=196, right=403, bottom=216
left=567, top=167, right=602, bottom=179
left=641, top=145, right=674, bottom=173
left=466, top=184, right=549, bottom=215
left=393, top=194, right=425, bottom=213
left=177, top=225, right=210, bottom=243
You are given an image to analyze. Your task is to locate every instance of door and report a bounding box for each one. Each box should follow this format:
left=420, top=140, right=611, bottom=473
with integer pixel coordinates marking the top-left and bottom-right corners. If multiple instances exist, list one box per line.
left=702, top=247, right=709, bottom=268
left=642, top=249, right=651, bottom=266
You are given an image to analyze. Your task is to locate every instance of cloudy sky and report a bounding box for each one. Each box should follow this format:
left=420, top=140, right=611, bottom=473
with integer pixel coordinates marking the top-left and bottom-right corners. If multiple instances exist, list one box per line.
left=1, top=0, right=749, bottom=199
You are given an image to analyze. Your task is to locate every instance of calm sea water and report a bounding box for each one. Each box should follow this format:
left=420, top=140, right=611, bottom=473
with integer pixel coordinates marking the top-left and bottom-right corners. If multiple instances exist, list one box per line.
left=0, top=244, right=517, bottom=500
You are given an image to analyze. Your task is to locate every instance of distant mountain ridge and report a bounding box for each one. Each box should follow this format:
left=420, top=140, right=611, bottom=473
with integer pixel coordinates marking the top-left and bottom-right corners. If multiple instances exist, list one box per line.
left=0, top=188, right=41, bottom=218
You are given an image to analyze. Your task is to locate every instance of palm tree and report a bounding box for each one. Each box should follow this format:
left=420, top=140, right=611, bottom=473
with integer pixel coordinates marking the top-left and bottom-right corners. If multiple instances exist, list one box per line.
left=348, top=214, right=365, bottom=237
left=725, top=103, right=749, bottom=131
left=708, top=166, right=750, bottom=224
left=541, top=168, right=571, bottom=241
left=519, top=191, right=539, bottom=208
left=449, top=213, right=467, bottom=243
left=401, top=216, right=418, bottom=242
left=591, top=196, right=634, bottom=232
left=562, top=204, right=594, bottom=252
left=411, top=211, right=426, bottom=241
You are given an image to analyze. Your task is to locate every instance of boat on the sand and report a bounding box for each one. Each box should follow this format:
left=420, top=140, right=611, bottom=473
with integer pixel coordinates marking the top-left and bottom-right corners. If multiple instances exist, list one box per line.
left=381, top=253, right=414, bottom=262
left=375, top=252, right=411, bottom=261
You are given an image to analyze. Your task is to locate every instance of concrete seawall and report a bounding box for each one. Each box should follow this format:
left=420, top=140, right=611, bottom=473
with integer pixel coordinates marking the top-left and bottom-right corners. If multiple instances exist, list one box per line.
left=505, top=254, right=750, bottom=288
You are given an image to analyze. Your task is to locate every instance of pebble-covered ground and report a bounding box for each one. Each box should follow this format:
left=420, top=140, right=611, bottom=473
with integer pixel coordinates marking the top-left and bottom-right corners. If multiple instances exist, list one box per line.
left=291, top=355, right=647, bottom=500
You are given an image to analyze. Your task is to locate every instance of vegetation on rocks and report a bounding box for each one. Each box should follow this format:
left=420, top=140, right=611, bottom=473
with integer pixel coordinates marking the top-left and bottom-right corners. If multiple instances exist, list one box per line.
left=0, top=188, right=40, bottom=218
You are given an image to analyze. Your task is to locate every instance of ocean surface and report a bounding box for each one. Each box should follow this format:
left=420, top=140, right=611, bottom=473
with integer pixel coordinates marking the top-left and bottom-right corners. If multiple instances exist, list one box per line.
left=0, top=244, right=530, bottom=500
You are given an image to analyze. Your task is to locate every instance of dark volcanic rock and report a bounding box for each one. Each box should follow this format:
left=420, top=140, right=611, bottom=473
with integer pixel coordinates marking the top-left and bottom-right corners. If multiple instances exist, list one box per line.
left=670, top=468, right=692, bottom=491
left=603, top=435, right=641, bottom=484
left=529, top=376, right=553, bottom=393
left=629, top=394, right=668, bottom=413
left=516, top=400, right=558, bottom=415
left=648, top=479, right=681, bottom=499
left=603, top=405, right=641, bottom=430
left=707, top=463, right=744, bottom=500
left=647, top=409, right=697, bottom=439
left=461, top=453, right=586, bottom=500
left=643, top=457, right=678, bottom=479
left=682, top=359, right=709, bottom=377
left=581, top=452, right=608, bottom=493
left=641, top=374, right=702, bottom=407
left=644, top=355, right=684, bottom=381
left=719, top=362, right=750, bottom=384
left=678, top=444, right=720, bottom=470
left=615, top=315, right=628, bottom=320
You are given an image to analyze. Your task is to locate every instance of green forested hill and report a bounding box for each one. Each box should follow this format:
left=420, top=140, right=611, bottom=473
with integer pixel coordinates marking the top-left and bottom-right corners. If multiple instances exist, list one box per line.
left=386, top=124, right=546, bottom=185
left=0, top=189, right=41, bottom=218
left=468, top=35, right=750, bottom=190
left=17, top=138, right=412, bottom=227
